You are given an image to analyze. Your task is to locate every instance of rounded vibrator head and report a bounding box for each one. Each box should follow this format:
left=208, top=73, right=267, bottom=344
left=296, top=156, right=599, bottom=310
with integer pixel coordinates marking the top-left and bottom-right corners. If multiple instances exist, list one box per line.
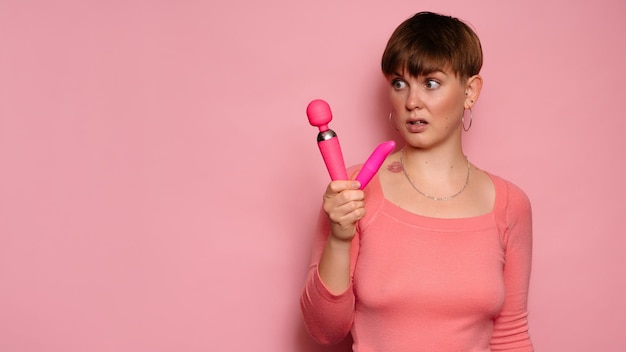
left=306, top=99, right=333, bottom=132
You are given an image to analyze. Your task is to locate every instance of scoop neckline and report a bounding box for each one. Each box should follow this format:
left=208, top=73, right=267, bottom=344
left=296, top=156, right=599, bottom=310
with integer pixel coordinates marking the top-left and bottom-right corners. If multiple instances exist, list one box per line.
left=373, top=172, right=500, bottom=231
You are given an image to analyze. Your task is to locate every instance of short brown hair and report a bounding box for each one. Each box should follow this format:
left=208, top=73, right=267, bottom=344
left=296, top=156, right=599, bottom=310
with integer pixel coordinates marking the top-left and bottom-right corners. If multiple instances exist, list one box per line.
left=381, top=12, right=483, bottom=80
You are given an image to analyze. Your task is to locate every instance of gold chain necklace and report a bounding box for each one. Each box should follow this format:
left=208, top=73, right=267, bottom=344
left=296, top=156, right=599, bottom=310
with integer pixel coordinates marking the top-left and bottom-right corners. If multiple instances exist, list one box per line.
left=399, top=150, right=470, bottom=201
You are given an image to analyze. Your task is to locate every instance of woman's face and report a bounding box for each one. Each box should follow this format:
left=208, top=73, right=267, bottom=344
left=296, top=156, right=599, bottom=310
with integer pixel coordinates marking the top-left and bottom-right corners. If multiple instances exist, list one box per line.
left=388, top=68, right=473, bottom=149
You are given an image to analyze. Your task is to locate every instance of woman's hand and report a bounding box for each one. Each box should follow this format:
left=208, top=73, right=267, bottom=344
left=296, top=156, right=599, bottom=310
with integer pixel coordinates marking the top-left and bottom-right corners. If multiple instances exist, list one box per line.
left=323, top=180, right=366, bottom=242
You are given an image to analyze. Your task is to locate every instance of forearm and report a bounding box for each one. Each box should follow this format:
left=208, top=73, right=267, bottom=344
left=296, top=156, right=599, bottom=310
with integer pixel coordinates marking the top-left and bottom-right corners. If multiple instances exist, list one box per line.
left=301, top=233, right=356, bottom=345
left=300, top=179, right=363, bottom=344
left=318, top=235, right=353, bottom=294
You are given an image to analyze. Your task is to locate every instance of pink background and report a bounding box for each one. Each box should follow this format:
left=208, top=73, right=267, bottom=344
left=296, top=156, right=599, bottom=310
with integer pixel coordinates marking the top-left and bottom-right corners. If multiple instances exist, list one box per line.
left=1, top=0, right=625, bottom=351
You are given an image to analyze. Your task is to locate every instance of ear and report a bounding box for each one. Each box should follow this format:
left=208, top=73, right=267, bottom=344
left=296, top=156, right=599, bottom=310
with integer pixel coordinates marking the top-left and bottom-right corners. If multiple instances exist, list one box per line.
left=464, top=74, right=483, bottom=109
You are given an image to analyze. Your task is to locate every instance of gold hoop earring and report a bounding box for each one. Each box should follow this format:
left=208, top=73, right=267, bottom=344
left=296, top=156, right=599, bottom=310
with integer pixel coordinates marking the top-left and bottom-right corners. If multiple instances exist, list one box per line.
left=462, top=108, right=473, bottom=132
left=388, top=111, right=399, bottom=131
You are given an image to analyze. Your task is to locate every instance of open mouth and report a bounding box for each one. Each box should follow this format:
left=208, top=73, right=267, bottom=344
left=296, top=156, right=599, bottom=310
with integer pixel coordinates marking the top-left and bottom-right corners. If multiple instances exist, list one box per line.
left=408, top=119, right=428, bottom=125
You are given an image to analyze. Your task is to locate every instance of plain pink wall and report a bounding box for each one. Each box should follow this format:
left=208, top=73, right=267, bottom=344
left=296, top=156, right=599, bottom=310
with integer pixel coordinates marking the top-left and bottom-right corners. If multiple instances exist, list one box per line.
left=1, top=0, right=625, bottom=351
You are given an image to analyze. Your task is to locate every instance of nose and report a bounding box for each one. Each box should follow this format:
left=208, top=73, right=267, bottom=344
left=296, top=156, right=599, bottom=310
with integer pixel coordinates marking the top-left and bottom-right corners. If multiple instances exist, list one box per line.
left=406, top=88, right=422, bottom=111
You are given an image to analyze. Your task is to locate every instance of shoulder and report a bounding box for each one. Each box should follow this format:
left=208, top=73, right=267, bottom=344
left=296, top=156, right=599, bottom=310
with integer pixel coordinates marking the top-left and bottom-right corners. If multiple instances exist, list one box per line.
left=488, top=173, right=532, bottom=237
left=487, top=173, right=533, bottom=254
left=489, top=173, right=531, bottom=211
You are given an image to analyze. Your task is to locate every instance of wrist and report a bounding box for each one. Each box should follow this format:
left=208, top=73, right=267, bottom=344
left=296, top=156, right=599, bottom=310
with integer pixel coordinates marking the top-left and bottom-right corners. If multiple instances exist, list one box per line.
left=327, top=234, right=353, bottom=250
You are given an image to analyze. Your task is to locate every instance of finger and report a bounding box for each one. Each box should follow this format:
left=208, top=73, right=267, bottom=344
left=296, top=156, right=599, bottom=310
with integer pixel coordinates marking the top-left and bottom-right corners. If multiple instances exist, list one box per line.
left=323, top=190, right=364, bottom=215
left=336, top=189, right=365, bottom=204
left=327, top=200, right=366, bottom=223
left=329, top=209, right=366, bottom=232
left=330, top=199, right=365, bottom=215
left=325, top=180, right=361, bottom=197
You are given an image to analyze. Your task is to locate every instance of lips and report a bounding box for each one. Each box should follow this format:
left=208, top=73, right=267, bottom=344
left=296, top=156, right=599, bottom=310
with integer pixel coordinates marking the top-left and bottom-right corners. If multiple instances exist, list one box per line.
left=406, top=118, right=428, bottom=132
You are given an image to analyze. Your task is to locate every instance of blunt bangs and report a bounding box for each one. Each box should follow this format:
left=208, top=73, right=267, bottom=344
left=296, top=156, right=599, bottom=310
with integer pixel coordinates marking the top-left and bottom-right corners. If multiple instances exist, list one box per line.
left=381, top=12, right=483, bottom=80
left=382, top=38, right=452, bottom=78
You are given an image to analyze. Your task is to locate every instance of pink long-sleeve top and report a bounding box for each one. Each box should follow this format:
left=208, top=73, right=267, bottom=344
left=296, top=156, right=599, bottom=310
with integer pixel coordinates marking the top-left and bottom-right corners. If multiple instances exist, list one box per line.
left=301, top=172, right=533, bottom=351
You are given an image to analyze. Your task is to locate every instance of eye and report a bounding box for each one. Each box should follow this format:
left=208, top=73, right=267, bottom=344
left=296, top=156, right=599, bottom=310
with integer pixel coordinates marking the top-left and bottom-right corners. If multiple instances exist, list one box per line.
left=392, top=79, right=407, bottom=90
left=424, top=79, right=441, bottom=89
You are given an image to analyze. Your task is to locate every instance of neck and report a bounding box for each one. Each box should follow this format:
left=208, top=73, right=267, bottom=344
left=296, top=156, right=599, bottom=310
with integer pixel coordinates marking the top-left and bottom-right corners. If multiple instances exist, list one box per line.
left=400, top=144, right=467, bottom=177
left=398, top=145, right=471, bottom=202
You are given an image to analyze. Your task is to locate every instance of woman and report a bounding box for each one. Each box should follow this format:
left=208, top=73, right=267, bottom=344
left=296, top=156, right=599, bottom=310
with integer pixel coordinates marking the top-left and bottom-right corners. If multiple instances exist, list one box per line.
left=300, top=12, right=533, bottom=351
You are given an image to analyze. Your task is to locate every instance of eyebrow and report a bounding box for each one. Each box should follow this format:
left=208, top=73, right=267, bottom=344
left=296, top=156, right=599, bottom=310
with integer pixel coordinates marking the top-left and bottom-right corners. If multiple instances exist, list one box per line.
left=392, top=69, right=447, bottom=78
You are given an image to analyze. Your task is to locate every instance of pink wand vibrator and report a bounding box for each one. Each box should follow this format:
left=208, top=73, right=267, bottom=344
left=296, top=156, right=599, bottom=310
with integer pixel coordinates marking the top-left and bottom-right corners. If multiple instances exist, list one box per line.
left=307, top=99, right=349, bottom=180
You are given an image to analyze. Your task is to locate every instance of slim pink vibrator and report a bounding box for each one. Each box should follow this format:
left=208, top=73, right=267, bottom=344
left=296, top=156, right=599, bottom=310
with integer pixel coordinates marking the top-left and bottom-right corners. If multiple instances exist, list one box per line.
left=307, top=99, right=349, bottom=181
left=355, top=140, right=396, bottom=189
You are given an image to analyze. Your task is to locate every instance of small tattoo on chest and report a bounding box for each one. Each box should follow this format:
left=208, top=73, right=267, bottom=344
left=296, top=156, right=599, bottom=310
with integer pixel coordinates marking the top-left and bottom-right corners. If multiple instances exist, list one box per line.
left=387, top=161, right=403, bottom=173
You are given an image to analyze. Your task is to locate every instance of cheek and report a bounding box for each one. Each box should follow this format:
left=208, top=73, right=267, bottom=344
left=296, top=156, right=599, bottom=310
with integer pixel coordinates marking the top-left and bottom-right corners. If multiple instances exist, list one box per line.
left=437, top=94, right=464, bottom=117
left=389, top=91, right=404, bottom=108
